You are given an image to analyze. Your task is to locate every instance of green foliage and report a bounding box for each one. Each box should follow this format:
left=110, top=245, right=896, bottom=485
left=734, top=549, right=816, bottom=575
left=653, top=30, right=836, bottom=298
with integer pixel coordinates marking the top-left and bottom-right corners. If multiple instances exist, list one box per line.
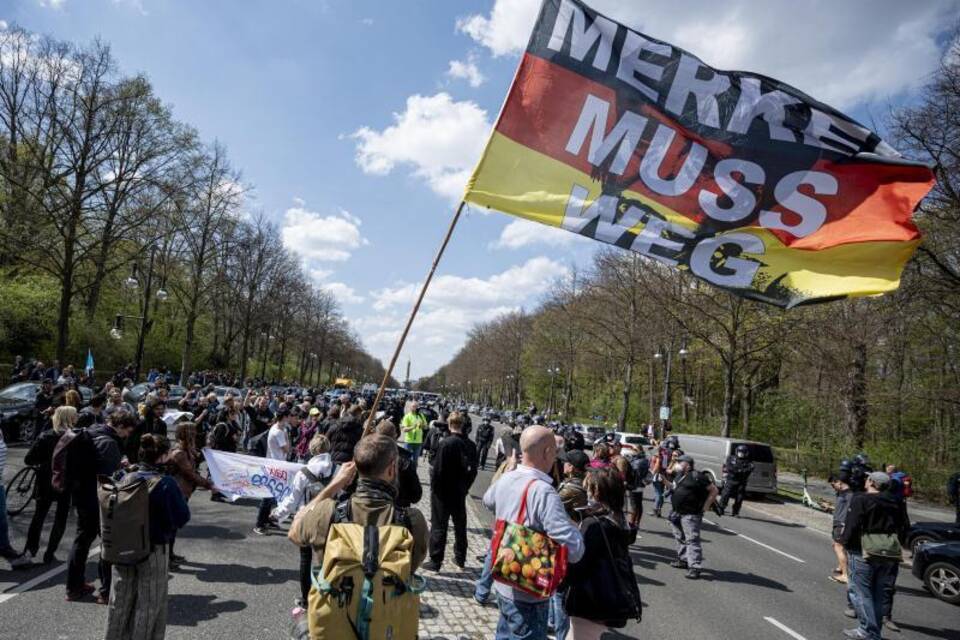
left=0, top=270, right=58, bottom=357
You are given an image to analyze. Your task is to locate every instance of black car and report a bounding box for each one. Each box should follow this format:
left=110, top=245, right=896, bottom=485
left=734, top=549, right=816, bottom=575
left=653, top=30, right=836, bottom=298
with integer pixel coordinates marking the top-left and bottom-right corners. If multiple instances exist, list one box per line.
left=0, top=382, right=93, bottom=443
left=123, top=383, right=187, bottom=407
left=906, top=521, right=960, bottom=556
left=912, top=540, right=960, bottom=605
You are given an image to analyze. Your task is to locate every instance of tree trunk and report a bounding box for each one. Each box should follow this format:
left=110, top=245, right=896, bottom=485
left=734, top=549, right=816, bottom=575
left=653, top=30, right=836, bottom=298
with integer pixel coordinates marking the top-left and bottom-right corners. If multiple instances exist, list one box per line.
left=721, top=358, right=735, bottom=438
left=618, top=360, right=633, bottom=430
left=741, top=381, right=752, bottom=439
left=179, top=304, right=198, bottom=386
left=55, top=216, right=79, bottom=363
left=844, top=342, right=869, bottom=450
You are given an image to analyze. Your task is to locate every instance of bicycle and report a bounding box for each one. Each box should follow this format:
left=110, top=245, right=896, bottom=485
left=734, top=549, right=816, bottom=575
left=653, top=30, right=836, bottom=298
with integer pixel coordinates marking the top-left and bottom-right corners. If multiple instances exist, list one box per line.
left=800, top=469, right=834, bottom=513
left=5, top=465, right=38, bottom=516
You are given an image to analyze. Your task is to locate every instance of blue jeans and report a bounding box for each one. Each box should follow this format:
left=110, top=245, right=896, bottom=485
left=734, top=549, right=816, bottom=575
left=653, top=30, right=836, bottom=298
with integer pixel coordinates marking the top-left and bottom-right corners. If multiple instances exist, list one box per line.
left=652, top=479, right=665, bottom=513
left=495, top=597, right=549, bottom=640
left=548, top=590, right=569, bottom=640
left=475, top=548, right=495, bottom=603
left=403, top=443, right=422, bottom=470
left=848, top=552, right=899, bottom=640
left=0, top=485, right=15, bottom=555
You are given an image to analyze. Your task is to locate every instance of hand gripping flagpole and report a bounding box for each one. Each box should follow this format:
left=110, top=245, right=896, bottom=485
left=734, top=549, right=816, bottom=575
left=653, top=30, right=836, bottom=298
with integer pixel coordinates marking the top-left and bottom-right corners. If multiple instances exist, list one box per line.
left=364, top=201, right=466, bottom=433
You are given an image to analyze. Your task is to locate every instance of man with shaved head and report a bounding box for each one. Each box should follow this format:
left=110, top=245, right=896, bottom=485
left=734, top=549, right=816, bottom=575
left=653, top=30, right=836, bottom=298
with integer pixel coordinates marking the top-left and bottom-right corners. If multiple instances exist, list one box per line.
left=483, top=425, right=585, bottom=639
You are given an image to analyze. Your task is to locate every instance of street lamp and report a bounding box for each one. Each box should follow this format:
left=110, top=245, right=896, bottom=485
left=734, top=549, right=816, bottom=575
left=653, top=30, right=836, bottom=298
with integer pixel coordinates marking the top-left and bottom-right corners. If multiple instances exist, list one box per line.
left=155, top=287, right=169, bottom=302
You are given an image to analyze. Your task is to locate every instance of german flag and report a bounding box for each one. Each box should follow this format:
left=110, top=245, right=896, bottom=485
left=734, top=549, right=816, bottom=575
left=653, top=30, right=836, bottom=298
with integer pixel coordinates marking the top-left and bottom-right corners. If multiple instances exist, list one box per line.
left=464, top=0, right=935, bottom=308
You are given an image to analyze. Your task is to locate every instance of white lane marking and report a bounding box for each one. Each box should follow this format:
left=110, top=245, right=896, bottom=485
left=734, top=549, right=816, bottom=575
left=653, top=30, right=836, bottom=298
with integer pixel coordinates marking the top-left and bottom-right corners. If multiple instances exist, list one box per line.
left=0, top=545, right=101, bottom=605
left=703, top=519, right=805, bottom=563
left=764, top=617, right=807, bottom=640
left=742, top=503, right=832, bottom=537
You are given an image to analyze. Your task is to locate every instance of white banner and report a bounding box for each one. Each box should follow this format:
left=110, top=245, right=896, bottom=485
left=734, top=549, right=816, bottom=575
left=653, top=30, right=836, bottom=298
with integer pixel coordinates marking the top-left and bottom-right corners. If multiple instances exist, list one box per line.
left=203, top=448, right=304, bottom=503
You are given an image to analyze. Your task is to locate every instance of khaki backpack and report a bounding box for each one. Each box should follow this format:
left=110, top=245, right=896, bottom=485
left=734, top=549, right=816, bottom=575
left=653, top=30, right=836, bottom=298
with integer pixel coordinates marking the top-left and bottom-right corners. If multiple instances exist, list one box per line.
left=307, top=501, right=424, bottom=640
left=98, top=472, right=163, bottom=565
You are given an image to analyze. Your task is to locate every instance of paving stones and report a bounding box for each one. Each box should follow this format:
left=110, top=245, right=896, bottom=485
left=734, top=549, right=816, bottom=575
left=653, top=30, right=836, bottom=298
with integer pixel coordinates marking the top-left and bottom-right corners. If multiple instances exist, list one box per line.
left=415, top=465, right=499, bottom=640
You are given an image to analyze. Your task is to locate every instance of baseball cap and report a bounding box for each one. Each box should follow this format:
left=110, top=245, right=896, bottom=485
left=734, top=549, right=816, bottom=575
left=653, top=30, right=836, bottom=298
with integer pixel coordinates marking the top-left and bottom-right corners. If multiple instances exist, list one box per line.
left=559, top=450, right=590, bottom=471
left=867, top=471, right=891, bottom=489
left=309, top=407, right=320, bottom=416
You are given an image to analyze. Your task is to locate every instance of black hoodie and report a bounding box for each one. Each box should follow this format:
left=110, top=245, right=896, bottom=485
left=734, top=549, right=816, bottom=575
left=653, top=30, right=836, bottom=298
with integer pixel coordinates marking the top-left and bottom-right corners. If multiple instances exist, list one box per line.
left=839, top=490, right=910, bottom=553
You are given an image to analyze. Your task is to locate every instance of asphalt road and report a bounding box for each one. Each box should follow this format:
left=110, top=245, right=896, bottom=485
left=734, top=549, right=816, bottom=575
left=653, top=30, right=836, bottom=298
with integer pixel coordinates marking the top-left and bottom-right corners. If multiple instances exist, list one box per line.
left=1, top=421, right=958, bottom=640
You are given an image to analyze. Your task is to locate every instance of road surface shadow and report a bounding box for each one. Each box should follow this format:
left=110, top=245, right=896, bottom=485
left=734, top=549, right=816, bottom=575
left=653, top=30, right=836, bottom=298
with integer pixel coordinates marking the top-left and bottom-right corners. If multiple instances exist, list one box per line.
left=698, top=569, right=791, bottom=592
left=894, top=622, right=958, bottom=639
left=737, top=515, right=804, bottom=529
left=167, top=594, right=246, bottom=626
left=176, top=524, right=246, bottom=540
left=177, top=561, right=298, bottom=585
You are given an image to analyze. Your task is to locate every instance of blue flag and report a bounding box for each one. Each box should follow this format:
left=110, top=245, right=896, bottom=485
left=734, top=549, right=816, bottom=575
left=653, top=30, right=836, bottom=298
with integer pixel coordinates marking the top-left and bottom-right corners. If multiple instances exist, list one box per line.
left=85, top=348, right=94, bottom=374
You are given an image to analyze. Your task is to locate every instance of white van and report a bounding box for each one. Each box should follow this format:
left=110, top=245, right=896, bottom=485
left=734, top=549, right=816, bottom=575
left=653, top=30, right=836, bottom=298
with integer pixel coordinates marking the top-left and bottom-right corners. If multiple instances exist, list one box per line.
left=672, top=434, right=777, bottom=495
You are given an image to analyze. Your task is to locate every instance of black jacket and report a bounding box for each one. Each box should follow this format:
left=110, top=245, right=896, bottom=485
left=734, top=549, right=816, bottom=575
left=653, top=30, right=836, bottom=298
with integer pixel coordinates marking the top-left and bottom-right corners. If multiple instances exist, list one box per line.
left=396, top=445, right=423, bottom=507
left=129, top=415, right=166, bottom=462
left=328, top=417, right=363, bottom=464
left=839, top=491, right=910, bottom=553
left=25, top=429, right=61, bottom=495
left=476, top=423, right=495, bottom=445
left=76, top=407, right=105, bottom=430
left=430, top=432, right=477, bottom=498
left=723, top=455, right=754, bottom=483
left=565, top=511, right=641, bottom=627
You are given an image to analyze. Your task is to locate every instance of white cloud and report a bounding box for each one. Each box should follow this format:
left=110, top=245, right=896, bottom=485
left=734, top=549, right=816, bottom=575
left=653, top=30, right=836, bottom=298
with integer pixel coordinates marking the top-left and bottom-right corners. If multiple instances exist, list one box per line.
left=307, top=267, right=332, bottom=283
left=112, top=0, right=148, bottom=15
left=38, top=0, right=67, bottom=8
left=492, top=218, right=587, bottom=250
left=0, top=21, right=8, bottom=31
left=456, top=0, right=955, bottom=109
left=337, top=208, right=362, bottom=227
left=447, top=56, right=486, bottom=88
left=323, top=282, right=364, bottom=304
left=352, top=93, right=491, bottom=202
left=357, top=256, right=568, bottom=377
left=361, top=17, right=374, bottom=26
left=280, top=199, right=367, bottom=263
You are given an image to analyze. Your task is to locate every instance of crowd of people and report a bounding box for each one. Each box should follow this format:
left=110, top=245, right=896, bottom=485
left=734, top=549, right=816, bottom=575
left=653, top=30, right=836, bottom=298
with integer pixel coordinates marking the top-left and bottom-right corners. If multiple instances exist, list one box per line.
left=0, top=357, right=958, bottom=640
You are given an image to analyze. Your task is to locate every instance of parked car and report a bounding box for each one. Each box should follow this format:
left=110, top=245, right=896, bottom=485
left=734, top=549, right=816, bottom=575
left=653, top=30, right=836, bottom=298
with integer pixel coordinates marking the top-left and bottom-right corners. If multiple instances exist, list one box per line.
left=673, top=434, right=777, bottom=494
left=123, top=382, right=187, bottom=407
left=579, top=424, right=606, bottom=448
left=611, top=432, right=653, bottom=458
left=0, top=382, right=92, bottom=443
left=906, top=522, right=960, bottom=556
left=912, top=541, right=960, bottom=605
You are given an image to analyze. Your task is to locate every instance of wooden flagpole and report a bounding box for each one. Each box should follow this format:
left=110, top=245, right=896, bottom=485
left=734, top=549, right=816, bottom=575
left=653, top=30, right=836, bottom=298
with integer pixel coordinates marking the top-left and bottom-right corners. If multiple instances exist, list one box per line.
left=364, top=201, right=466, bottom=432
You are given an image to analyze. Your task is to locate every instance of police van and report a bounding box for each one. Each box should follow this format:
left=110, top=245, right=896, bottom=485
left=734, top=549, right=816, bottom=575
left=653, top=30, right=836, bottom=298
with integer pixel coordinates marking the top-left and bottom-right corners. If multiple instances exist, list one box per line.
left=673, top=434, right=778, bottom=495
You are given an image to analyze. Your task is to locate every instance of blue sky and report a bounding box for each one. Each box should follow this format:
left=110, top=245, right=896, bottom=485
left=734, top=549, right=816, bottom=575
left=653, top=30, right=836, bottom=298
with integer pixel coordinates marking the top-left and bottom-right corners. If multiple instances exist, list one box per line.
left=3, top=0, right=956, bottom=378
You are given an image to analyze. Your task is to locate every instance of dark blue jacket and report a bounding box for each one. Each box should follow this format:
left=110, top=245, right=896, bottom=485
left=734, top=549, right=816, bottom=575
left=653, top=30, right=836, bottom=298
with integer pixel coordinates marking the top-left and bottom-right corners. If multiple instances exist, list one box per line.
left=131, top=469, right=191, bottom=545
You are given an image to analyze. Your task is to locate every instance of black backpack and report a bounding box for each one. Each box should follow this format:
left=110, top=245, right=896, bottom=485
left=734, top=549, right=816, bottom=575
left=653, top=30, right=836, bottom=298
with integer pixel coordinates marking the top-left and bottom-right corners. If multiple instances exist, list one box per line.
left=627, top=455, right=650, bottom=490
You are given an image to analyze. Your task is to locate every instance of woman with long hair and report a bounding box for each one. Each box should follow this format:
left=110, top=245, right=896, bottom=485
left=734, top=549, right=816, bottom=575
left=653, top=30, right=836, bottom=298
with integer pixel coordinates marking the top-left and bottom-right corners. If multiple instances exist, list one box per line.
left=22, top=406, right=77, bottom=564
left=165, top=422, right=212, bottom=569
left=564, top=467, right=642, bottom=639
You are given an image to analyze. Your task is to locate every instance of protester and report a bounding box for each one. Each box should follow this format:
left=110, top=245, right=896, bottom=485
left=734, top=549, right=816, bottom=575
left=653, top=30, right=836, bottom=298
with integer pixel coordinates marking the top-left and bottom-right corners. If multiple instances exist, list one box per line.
left=667, top=454, right=719, bottom=580
left=66, top=412, right=136, bottom=603
left=327, top=404, right=364, bottom=465
left=254, top=407, right=295, bottom=535
left=829, top=474, right=852, bottom=585
left=0, top=427, right=31, bottom=568
left=564, top=467, right=642, bottom=639
left=76, top=393, right=106, bottom=429
left=400, top=400, right=427, bottom=467
left=374, top=419, right=423, bottom=507
left=557, top=450, right=589, bottom=521
left=294, top=407, right=321, bottom=462
left=288, top=433, right=429, bottom=569
left=104, top=388, right=135, bottom=418
left=839, top=471, right=910, bottom=640
left=426, top=411, right=450, bottom=466
left=104, top=434, right=190, bottom=640
left=589, top=442, right=611, bottom=470
left=272, top=433, right=333, bottom=615
left=482, top=425, right=585, bottom=639
left=166, top=422, right=213, bottom=568
left=424, top=411, right=478, bottom=571
left=23, top=406, right=77, bottom=564
left=130, top=399, right=166, bottom=462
